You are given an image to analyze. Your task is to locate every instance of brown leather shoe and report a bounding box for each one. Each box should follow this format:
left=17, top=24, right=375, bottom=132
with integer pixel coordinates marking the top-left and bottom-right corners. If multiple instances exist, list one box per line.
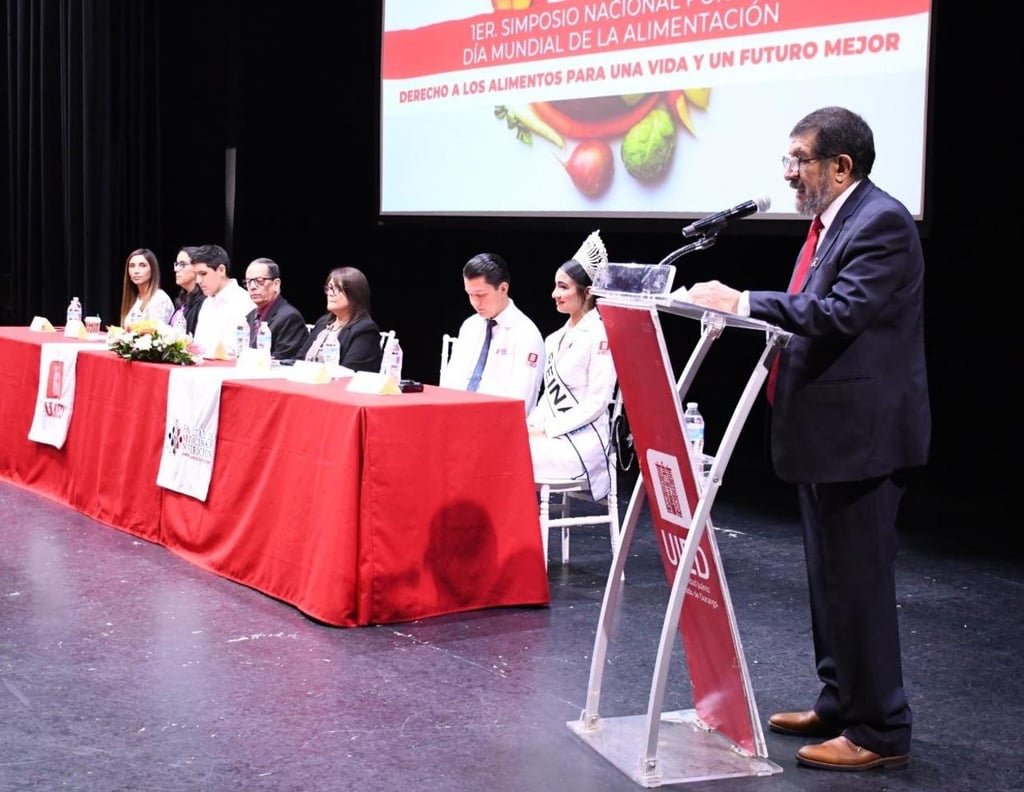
left=797, top=736, right=910, bottom=771
left=768, top=710, right=841, bottom=738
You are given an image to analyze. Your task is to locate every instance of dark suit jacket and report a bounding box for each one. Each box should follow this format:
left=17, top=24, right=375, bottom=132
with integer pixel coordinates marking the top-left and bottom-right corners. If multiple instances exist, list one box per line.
left=248, top=296, right=309, bottom=360
left=178, top=287, right=206, bottom=337
left=748, top=179, right=931, bottom=483
left=297, top=314, right=383, bottom=373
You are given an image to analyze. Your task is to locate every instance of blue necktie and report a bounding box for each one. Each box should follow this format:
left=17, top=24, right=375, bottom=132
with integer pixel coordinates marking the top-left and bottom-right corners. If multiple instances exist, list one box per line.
left=467, top=318, right=497, bottom=392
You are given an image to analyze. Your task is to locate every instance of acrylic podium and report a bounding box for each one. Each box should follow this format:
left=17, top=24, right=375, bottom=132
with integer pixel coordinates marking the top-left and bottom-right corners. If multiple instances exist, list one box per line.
left=567, top=263, right=790, bottom=787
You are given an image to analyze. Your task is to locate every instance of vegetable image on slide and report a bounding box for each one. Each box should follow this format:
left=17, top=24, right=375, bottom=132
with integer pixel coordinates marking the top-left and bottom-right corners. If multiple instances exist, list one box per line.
left=495, top=89, right=711, bottom=198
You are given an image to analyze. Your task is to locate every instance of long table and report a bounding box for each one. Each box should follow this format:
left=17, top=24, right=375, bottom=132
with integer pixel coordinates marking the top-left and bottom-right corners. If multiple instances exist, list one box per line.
left=0, top=327, right=549, bottom=625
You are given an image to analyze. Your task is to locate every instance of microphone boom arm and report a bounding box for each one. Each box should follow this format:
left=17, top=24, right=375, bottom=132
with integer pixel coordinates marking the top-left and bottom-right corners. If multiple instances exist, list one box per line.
left=657, top=234, right=718, bottom=268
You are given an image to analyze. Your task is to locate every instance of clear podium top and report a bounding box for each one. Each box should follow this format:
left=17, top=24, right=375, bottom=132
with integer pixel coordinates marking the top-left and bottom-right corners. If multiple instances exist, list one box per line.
left=593, top=262, right=790, bottom=338
left=592, top=262, right=677, bottom=298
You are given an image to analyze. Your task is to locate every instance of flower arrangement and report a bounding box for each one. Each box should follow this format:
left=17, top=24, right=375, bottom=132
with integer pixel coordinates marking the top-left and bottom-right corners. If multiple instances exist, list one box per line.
left=106, top=320, right=201, bottom=366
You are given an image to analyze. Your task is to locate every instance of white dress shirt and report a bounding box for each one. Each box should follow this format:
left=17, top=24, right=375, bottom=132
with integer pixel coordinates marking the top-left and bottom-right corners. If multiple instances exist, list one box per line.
left=440, top=299, right=544, bottom=413
left=192, top=280, right=257, bottom=358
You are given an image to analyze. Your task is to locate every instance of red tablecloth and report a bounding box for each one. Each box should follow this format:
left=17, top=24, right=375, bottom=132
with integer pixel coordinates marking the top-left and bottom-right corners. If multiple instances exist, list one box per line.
left=0, top=327, right=549, bottom=625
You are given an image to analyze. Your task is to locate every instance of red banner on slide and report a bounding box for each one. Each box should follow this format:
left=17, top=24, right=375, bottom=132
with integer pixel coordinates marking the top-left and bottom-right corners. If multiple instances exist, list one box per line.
left=382, top=0, right=929, bottom=80
left=600, top=301, right=756, bottom=754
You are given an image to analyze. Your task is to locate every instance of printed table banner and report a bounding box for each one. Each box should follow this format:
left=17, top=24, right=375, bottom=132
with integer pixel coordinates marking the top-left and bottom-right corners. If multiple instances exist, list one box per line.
left=28, top=342, right=107, bottom=449
left=157, top=366, right=291, bottom=501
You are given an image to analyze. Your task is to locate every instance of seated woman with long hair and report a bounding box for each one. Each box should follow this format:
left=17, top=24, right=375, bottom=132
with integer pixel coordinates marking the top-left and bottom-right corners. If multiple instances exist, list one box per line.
left=527, top=256, right=617, bottom=500
left=296, top=266, right=383, bottom=373
left=119, top=248, right=174, bottom=327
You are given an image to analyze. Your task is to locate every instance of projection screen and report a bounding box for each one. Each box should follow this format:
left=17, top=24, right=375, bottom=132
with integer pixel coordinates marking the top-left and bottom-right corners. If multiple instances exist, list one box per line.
left=380, top=0, right=933, bottom=222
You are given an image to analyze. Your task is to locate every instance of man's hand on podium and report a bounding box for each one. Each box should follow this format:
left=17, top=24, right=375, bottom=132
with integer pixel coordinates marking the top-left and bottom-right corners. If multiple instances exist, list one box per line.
left=686, top=280, right=742, bottom=314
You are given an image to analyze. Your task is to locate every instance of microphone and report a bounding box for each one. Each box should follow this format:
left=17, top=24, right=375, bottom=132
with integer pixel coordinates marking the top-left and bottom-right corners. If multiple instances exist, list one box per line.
left=681, top=194, right=771, bottom=237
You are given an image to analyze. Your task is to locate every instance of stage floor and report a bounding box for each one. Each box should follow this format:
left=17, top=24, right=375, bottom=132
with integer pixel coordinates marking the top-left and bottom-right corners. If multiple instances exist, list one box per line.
left=1, top=470, right=1019, bottom=792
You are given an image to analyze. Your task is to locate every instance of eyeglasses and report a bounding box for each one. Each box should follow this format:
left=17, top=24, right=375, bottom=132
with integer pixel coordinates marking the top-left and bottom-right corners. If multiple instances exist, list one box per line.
left=173, top=260, right=191, bottom=270
left=323, top=284, right=343, bottom=295
left=781, top=154, right=836, bottom=173
left=245, top=277, right=276, bottom=288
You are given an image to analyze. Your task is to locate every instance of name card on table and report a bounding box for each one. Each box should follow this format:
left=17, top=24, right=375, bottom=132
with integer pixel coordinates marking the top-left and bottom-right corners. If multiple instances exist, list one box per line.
left=285, top=361, right=359, bottom=384
left=235, top=347, right=272, bottom=373
left=287, top=361, right=329, bottom=384
left=29, top=316, right=56, bottom=332
left=64, top=320, right=87, bottom=339
left=346, top=371, right=401, bottom=395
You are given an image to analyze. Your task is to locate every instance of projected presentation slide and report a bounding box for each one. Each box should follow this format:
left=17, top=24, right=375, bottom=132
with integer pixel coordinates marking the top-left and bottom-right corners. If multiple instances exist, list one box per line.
left=380, top=0, right=931, bottom=220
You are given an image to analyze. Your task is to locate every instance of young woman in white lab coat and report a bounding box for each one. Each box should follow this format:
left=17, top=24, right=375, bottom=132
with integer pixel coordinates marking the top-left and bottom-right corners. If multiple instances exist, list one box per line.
left=526, top=258, right=617, bottom=500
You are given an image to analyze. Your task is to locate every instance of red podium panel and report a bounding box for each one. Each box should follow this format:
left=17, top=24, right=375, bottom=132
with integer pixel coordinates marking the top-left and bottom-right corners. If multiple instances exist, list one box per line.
left=567, top=290, right=788, bottom=787
left=603, top=303, right=753, bottom=750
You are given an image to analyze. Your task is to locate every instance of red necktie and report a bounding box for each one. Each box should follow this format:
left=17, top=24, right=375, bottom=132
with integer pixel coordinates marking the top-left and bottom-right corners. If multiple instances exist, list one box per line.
left=767, top=215, right=823, bottom=404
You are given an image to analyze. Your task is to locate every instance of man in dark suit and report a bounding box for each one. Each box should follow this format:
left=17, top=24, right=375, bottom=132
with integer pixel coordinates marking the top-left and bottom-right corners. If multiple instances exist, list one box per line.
left=244, top=257, right=309, bottom=360
left=687, top=106, right=930, bottom=771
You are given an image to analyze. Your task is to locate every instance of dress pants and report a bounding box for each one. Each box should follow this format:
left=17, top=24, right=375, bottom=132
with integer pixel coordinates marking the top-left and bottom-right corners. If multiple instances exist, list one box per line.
left=797, top=473, right=912, bottom=756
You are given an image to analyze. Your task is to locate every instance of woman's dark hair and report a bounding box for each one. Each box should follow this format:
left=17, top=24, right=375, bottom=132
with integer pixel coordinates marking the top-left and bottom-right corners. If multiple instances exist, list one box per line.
left=558, top=258, right=596, bottom=312
left=326, top=266, right=373, bottom=322
left=120, top=247, right=161, bottom=324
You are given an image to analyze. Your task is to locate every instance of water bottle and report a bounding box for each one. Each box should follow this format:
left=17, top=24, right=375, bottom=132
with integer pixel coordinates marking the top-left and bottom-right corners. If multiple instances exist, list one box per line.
left=233, top=322, right=249, bottom=359
left=386, top=337, right=403, bottom=381
left=683, top=402, right=706, bottom=482
left=66, top=297, right=83, bottom=326
left=322, top=332, right=341, bottom=370
left=171, top=309, right=188, bottom=335
left=256, top=321, right=272, bottom=358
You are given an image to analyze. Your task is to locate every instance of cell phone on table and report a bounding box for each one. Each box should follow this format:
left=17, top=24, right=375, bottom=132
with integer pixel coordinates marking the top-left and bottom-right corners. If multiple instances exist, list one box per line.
left=399, top=379, right=423, bottom=393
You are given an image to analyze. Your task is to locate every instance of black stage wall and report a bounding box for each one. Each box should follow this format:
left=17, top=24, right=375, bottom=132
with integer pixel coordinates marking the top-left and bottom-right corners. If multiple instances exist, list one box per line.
left=2, top=2, right=1010, bottom=534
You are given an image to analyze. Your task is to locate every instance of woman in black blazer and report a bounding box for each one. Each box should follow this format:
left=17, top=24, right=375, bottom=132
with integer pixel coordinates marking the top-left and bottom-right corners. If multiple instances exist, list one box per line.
left=297, top=267, right=383, bottom=373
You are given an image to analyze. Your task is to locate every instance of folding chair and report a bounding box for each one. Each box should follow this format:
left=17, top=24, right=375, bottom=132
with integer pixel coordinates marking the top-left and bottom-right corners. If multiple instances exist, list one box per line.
left=536, top=389, right=624, bottom=570
left=439, top=333, right=456, bottom=380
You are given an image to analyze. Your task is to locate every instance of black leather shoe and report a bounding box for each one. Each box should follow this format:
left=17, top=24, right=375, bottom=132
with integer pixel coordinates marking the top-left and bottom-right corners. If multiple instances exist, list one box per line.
left=768, top=710, right=841, bottom=738
left=797, top=736, right=910, bottom=771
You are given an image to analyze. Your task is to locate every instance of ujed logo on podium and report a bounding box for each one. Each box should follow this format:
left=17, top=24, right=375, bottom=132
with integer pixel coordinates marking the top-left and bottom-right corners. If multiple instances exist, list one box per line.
left=166, top=419, right=215, bottom=465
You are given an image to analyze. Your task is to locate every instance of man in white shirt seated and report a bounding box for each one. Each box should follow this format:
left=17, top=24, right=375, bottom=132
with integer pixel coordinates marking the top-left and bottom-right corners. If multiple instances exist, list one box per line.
left=440, top=252, right=544, bottom=413
left=190, top=244, right=257, bottom=359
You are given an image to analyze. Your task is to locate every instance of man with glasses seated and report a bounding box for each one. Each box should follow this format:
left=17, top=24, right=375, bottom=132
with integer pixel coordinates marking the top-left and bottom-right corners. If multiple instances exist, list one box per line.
left=243, top=257, right=309, bottom=360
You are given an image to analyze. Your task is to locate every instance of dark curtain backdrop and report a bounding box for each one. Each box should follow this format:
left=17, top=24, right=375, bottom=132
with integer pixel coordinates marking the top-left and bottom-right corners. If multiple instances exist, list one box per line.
left=1, top=1, right=1013, bottom=530
left=1, top=0, right=166, bottom=325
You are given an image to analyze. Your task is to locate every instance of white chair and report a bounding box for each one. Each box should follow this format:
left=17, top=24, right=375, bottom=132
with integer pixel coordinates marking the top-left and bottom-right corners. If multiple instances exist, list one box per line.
left=536, top=389, right=624, bottom=570
left=439, top=333, right=456, bottom=380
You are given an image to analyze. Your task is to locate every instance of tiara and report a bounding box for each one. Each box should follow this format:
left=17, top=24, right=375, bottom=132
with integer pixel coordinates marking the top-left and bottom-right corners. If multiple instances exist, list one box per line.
left=572, top=230, right=608, bottom=281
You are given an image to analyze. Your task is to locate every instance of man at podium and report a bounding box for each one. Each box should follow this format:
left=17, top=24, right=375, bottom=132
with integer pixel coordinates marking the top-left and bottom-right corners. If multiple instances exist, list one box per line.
left=687, top=106, right=930, bottom=772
